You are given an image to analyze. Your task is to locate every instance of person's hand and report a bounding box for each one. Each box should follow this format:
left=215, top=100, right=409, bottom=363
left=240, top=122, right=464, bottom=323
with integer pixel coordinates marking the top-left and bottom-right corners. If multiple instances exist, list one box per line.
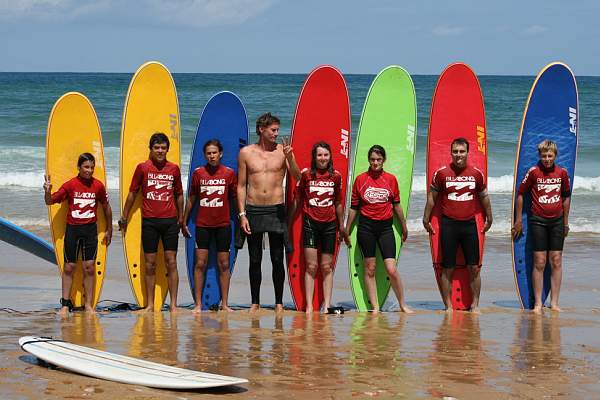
left=401, top=224, right=408, bottom=243
left=422, top=218, right=435, bottom=235
left=343, top=226, right=352, bottom=248
left=281, top=137, right=294, bottom=159
left=511, top=220, right=523, bottom=239
left=118, top=217, right=127, bottom=232
left=564, top=224, right=570, bottom=238
left=102, top=229, right=112, bottom=246
left=43, top=174, right=52, bottom=193
left=482, top=217, right=493, bottom=233
left=240, top=215, right=251, bottom=235
left=182, top=225, right=191, bottom=238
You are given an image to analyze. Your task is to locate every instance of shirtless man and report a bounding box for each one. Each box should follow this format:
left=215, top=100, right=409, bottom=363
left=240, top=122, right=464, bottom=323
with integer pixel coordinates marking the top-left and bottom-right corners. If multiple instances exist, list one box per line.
left=237, top=113, right=301, bottom=313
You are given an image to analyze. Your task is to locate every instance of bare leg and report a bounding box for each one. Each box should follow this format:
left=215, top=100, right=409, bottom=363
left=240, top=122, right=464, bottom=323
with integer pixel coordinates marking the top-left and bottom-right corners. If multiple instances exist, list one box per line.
left=384, top=258, right=413, bottom=313
left=82, top=260, right=96, bottom=314
left=532, top=251, right=547, bottom=314
left=164, top=250, right=179, bottom=312
left=440, top=268, right=454, bottom=313
left=363, top=257, right=379, bottom=313
left=321, top=253, right=334, bottom=311
left=143, top=252, right=157, bottom=312
left=217, top=251, right=233, bottom=311
left=59, top=262, right=76, bottom=316
left=193, top=248, right=208, bottom=313
left=468, top=265, right=481, bottom=314
left=304, top=247, right=318, bottom=314
left=549, top=250, right=563, bottom=311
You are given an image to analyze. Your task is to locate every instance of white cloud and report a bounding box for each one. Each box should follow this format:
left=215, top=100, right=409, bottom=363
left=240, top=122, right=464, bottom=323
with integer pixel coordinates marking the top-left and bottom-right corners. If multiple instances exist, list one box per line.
left=0, top=0, right=274, bottom=27
left=432, top=24, right=467, bottom=36
left=523, top=25, right=548, bottom=35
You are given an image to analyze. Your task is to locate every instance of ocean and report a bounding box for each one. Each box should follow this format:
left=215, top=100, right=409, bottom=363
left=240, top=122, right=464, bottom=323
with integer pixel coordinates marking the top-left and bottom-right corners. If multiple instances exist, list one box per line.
left=0, top=72, right=599, bottom=236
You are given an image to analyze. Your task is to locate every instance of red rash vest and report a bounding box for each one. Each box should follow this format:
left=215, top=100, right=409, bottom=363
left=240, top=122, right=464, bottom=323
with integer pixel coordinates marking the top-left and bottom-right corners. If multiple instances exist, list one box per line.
left=297, top=169, right=342, bottom=223
left=518, top=162, right=571, bottom=219
left=129, top=159, right=183, bottom=219
left=351, top=169, right=400, bottom=221
left=190, top=164, right=237, bottom=228
left=431, top=163, right=486, bottom=221
left=51, top=176, right=108, bottom=225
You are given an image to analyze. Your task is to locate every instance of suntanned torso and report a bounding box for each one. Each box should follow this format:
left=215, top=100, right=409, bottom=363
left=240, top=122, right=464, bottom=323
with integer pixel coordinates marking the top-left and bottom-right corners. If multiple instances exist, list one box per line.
left=240, top=143, right=287, bottom=205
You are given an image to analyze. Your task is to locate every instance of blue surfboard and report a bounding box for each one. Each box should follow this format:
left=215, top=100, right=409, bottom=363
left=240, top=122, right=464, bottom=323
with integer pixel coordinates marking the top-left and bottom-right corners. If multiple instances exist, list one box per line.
left=0, top=216, right=56, bottom=264
left=185, top=92, right=248, bottom=309
left=512, top=63, right=578, bottom=309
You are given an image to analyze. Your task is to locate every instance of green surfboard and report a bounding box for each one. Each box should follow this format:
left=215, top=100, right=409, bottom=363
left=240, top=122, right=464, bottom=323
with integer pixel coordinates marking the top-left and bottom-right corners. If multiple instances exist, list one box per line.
left=348, top=66, right=417, bottom=311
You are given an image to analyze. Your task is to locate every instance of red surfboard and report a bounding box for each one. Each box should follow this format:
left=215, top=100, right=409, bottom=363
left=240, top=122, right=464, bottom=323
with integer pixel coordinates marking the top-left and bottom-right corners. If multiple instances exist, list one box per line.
left=286, top=65, right=351, bottom=311
left=427, top=63, right=488, bottom=310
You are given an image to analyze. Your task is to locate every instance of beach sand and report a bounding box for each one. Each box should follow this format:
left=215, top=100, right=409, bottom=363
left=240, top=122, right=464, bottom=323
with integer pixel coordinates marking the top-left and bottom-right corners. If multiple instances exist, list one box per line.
left=1, top=232, right=600, bottom=399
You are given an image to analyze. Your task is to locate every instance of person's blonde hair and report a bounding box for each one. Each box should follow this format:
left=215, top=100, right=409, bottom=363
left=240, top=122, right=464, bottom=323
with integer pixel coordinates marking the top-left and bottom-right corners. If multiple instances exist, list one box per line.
left=537, top=139, right=558, bottom=156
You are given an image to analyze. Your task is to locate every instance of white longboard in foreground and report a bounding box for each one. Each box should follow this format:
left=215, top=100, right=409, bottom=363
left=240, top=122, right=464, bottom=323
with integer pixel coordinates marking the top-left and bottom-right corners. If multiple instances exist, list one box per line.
left=19, top=336, right=248, bottom=389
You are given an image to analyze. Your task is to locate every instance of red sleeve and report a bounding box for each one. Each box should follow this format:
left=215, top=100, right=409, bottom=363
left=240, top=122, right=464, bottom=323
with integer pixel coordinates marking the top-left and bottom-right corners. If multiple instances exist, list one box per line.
left=518, top=167, right=535, bottom=195
left=561, top=169, right=572, bottom=197
left=391, top=175, right=400, bottom=204
left=431, top=169, right=442, bottom=192
left=129, top=163, right=144, bottom=193
left=174, top=166, right=183, bottom=196
left=97, top=181, right=109, bottom=205
left=229, top=170, right=238, bottom=199
left=350, top=175, right=361, bottom=209
left=50, top=182, right=69, bottom=204
left=190, top=170, right=200, bottom=197
left=334, top=173, right=342, bottom=204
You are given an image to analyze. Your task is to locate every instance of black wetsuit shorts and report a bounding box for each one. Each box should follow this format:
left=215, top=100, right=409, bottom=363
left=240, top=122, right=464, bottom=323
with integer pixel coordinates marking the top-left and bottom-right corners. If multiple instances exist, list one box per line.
left=440, top=215, right=479, bottom=268
left=64, top=223, right=98, bottom=263
left=302, top=216, right=337, bottom=254
left=357, top=216, right=396, bottom=259
left=529, top=215, right=565, bottom=252
left=195, top=225, right=231, bottom=252
left=141, top=217, right=179, bottom=253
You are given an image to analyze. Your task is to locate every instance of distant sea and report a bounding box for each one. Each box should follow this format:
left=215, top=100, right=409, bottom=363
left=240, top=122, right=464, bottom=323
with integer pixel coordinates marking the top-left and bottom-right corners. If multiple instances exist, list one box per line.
left=0, top=72, right=598, bottom=235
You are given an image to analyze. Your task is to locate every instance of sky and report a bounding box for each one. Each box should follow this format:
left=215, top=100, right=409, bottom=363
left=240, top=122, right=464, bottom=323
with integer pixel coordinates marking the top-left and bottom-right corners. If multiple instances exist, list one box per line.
left=0, top=0, right=598, bottom=75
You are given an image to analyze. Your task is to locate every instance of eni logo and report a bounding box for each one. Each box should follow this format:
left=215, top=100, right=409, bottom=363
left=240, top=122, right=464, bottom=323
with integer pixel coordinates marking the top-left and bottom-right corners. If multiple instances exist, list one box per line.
left=169, top=114, right=178, bottom=140
left=406, top=124, right=415, bottom=152
left=569, top=107, right=577, bottom=134
left=476, top=125, right=486, bottom=154
left=340, top=128, right=349, bottom=158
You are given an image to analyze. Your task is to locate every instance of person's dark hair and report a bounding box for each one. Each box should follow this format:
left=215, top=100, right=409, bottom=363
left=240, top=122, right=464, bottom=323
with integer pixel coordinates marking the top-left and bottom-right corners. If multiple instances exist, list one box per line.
left=367, top=144, right=386, bottom=161
left=149, top=132, right=170, bottom=150
left=256, top=112, right=280, bottom=135
left=77, top=152, right=95, bottom=167
left=310, top=141, right=334, bottom=178
left=451, top=137, right=470, bottom=152
left=203, top=139, right=223, bottom=153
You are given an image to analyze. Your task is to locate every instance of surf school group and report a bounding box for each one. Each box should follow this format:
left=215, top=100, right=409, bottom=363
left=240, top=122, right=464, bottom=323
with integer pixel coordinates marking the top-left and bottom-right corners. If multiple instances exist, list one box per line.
left=40, top=60, right=577, bottom=317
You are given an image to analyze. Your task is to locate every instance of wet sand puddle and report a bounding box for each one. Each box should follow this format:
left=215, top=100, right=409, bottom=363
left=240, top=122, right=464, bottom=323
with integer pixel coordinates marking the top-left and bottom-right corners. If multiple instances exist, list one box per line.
left=2, top=307, right=600, bottom=399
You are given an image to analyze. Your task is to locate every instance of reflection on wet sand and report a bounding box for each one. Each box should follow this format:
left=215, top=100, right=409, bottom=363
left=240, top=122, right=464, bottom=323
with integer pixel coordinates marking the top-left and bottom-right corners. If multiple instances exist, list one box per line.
left=128, top=312, right=179, bottom=365
left=427, top=312, right=490, bottom=398
left=512, top=313, right=568, bottom=397
left=60, top=312, right=105, bottom=351
left=186, top=313, right=234, bottom=376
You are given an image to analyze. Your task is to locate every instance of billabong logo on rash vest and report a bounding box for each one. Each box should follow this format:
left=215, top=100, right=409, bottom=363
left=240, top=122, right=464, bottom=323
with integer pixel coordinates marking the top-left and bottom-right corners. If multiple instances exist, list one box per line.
left=308, top=181, right=335, bottom=207
left=340, top=129, right=349, bottom=158
left=476, top=125, right=486, bottom=154
left=364, top=187, right=389, bottom=203
left=72, top=197, right=96, bottom=219
left=569, top=107, right=577, bottom=134
left=446, top=178, right=476, bottom=201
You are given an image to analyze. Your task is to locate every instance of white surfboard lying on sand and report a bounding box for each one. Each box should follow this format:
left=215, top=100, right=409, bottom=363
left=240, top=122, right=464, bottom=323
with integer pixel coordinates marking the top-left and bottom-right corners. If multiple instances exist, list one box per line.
left=19, top=336, right=248, bottom=389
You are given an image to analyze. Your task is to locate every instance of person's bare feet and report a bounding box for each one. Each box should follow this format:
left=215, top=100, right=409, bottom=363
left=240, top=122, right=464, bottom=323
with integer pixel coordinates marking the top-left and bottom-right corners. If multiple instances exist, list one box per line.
left=470, top=306, right=481, bottom=314
left=305, top=306, right=313, bottom=315
left=57, top=306, right=69, bottom=317
left=221, top=305, right=234, bottom=312
left=275, top=304, right=284, bottom=314
left=532, top=304, right=543, bottom=314
left=135, top=306, right=155, bottom=314
left=550, top=304, right=562, bottom=312
left=399, top=304, right=414, bottom=314
left=371, top=308, right=380, bottom=315
left=84, top=305, right=96, bottom=314
left=169, top=305, right=180, bottom=314
left=445, top=306, right=453, bottom=314
left=249, top=304, right=260, bottom=314
left=192, top=305, right=202, bottom=314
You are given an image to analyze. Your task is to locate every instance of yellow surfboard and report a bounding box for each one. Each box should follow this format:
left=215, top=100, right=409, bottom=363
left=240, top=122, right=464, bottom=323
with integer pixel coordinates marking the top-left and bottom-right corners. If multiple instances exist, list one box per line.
left=120, top=61, right=180, bottom=309
left=46, top=92, right=107, bottom=308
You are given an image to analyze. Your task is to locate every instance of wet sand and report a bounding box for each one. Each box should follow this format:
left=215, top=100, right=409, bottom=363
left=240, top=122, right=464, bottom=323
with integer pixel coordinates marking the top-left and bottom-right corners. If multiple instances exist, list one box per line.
left=1, top=232, right=600, bottom=399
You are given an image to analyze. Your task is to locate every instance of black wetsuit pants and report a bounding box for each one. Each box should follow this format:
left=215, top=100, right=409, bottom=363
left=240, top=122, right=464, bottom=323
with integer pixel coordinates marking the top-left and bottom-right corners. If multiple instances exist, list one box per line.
left=247, top=232, right=285, bottom=305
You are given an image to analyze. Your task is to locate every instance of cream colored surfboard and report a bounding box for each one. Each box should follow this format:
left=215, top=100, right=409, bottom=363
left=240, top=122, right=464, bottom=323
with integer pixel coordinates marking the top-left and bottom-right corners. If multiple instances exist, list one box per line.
left=120, top=61, right=180, bottom=309
left=46, top=92, right=107, bottom=308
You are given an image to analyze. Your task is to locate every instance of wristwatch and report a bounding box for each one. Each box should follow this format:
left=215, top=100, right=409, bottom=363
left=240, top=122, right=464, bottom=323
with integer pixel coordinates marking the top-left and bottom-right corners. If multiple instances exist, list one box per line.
left=238, top=211, right=246, bottom=218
